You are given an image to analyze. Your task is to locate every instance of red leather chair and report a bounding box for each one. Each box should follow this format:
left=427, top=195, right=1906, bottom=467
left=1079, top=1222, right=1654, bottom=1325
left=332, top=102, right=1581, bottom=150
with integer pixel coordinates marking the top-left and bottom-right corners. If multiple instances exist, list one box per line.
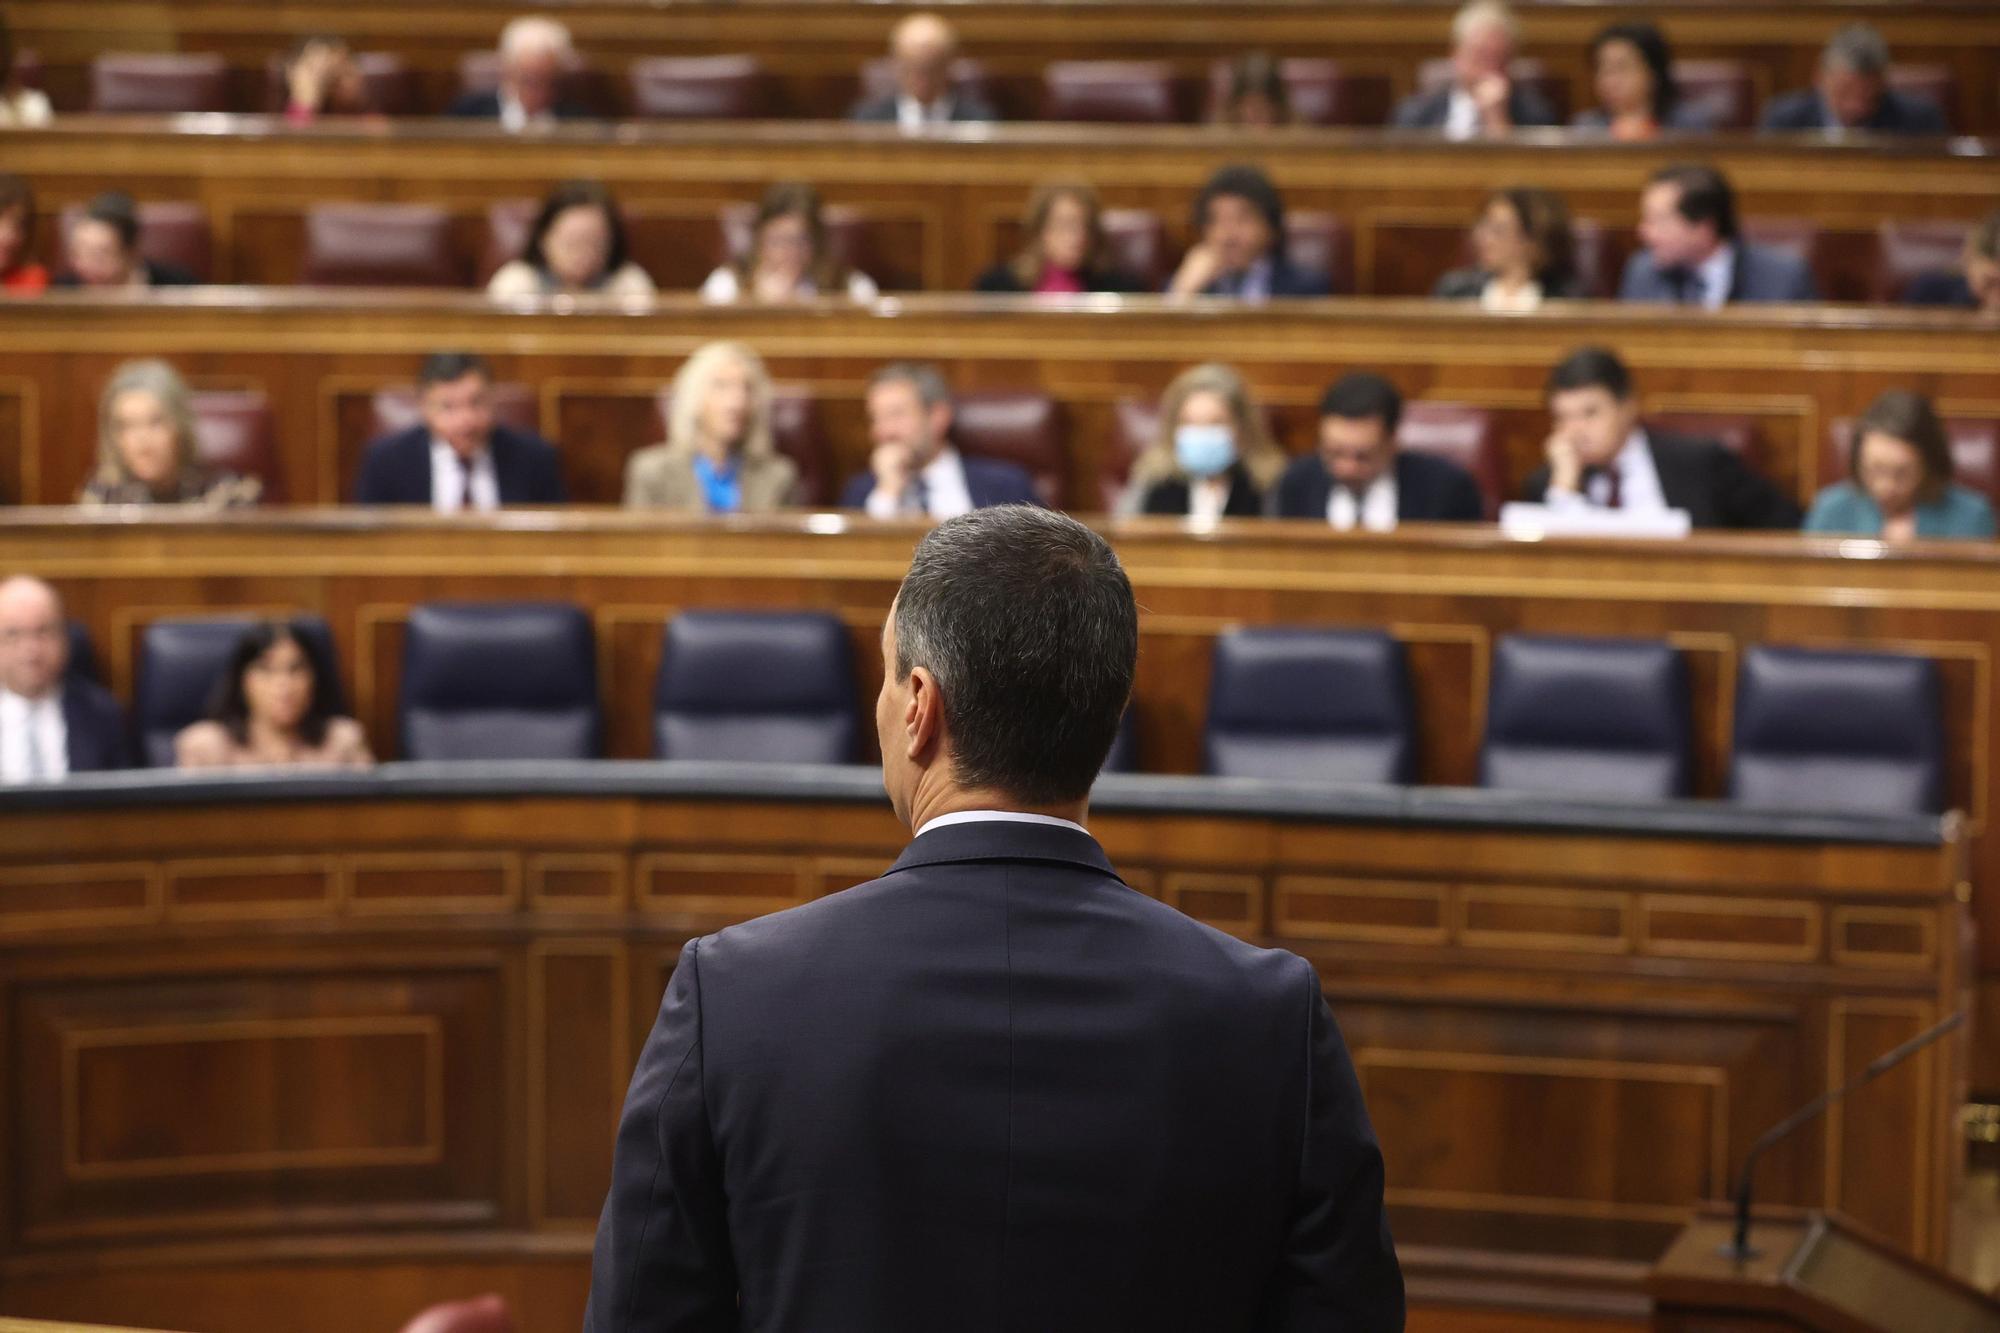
left=1567, top=217, right=1618, bottom=300
left=369, top=383, right=541, bottom=441
left=89, top=53, right=231, bottom=113
left=302, top=204, right=463, bottom=288
left=953, top=392, right=1068, bottom=508
left=189, top=391, right=284, bottom=502
left=1416, top=58, right=1568, bottom=122
left=1041, top=62, right=1181, bottom=124
left=857, top=57, right=997, bottom=117
left=1740, top=217, right=1828, bottom=297
left=458, top=51, right=616, bottom=118
left=629, top=55, right=769, bottom=120
left=1825, top=417, right=2000, bottom=504
left=1870, top=219, right=1972, bottom=304
left=12, top=49, right=43, bottom=94
left=717, top=202, right=870, bottom=278
left=1102, top=209, right=1169, bottom=290
left=1887, top=64, right=1956, bottom=131
left=397, top=1294, right=515, bottom=1333
left=479, top=199, right=539, bottom=286
left=1670, top=60, right=1754, bottom=131
left=654, top=386, right=832, bottom=506
left=1205, top=58, right=1368, bottom=127
left=263, top=52, right=421, bottom=115
left=60, top=201, right=214, bottom=283
left=1398, top=403, right=1502, bottom=519
left=1284, top=212, right=1353, bottom=295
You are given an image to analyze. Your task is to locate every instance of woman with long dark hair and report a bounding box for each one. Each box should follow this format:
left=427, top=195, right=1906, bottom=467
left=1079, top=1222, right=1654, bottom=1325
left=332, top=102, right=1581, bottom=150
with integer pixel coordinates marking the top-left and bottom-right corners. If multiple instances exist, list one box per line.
left=487, top=180, right=656, bottom=299
left=174, top=621, right=372, bottom=768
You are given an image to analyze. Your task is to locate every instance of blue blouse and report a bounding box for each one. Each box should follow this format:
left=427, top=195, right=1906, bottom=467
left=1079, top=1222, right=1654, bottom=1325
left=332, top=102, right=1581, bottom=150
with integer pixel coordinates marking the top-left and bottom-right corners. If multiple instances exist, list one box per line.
left=1803, top=481, right=1998, bottom=540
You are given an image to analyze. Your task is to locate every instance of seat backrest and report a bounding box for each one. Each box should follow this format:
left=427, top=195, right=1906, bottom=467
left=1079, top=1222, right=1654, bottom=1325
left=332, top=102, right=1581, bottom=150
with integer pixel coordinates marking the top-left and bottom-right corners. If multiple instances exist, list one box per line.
left=1741, top=216, right=1827, bottom=294
left=62, top=201, right=213, bottom=283
left=189, top=390, right=284, bottom=502
left=952, top=391, right=1068, bottom=508
left=1730, top=645, right=1944, bottom=814
left=1283, top=211, right=1352, bottom=294
left=1568, top=217, right=1617, bottom=300
left=1203, top=627, right=1414, bottom=784
left=370, top=383, right=541, bottom=441
left=1041, top=61, right=1181, bottom=124
left=1886, top=64, right=1955, bottom=130
left=856, top=56, right=996, bottom=114
left=302, top=204, right=463, bottom=288
left=1646, top=412, right=1763, bottom=466
left=458, top=51, right=615, bottom=117
left=1872, top=219, right=1972, bottom=304
left=629, top=55, right=769, bottom=119
left=1481, top=635, right=1690, bottom=800
left=136, top=615, right=344, bottom=767
left=400, top=603, right=600, bottom=761
left=1101, top=208, right=1169, bottom=289
left=90, top=52, right=230, bottom=113
left=1670, top=59, right=1753, bottom=130
left=1823, top=416, right=2000, bottom=506
left=654, top=611, right=856, bottom=762
left=263, top=52, right=420, bottom=114
left=653, top=386, right=830, bottom=506
left=716, top=202, right=870, bottom=279
left=397, top=1294, right=516, bottom=1333
left=1205, top=57, right=1363, bottom=127
left=1397, top=402, right=1501, bottom=519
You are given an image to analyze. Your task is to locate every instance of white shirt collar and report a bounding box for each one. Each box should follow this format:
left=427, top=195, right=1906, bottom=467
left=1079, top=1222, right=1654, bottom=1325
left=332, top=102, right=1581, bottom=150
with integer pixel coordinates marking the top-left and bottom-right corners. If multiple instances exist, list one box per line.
left=0, top=685, right=66, bottom=784
left=916, top=809, right=1091, bottom=838
left=430, top=437, right=499, bottom=514
left=896, top=94, right=948, bottom=131
left=1328, top=471, right=1399, bottom=532
left=1443, top=87, right=1482, bottom=140
left=1695, top=243, right=1735, bottom=310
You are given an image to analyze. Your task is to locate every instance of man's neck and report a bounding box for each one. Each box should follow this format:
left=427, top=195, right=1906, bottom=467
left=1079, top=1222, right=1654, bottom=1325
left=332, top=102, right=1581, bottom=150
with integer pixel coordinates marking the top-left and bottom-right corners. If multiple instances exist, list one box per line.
left=906, top=782, right=1088, bottom=835
left=1, top=680, right=56, bottom=704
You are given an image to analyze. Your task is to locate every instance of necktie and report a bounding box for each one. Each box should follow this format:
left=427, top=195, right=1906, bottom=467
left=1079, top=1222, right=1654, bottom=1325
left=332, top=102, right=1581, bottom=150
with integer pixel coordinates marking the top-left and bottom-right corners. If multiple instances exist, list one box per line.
left=1584, top=465, right=1623, bottom=509
left=455, top=453, right=476, bottom=513
left=22, top=705, right=46, bottom=781
left=1668, top=267, right=1704, bottom=306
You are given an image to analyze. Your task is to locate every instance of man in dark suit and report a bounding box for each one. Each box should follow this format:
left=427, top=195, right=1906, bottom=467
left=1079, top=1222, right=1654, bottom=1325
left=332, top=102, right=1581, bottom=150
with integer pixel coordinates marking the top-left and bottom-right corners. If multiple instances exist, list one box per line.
left=839, top=363, right=1039, bottom=516
left=352, top=352, right=566, bottom=510
left=1761, top=23, right=1949, bottom=136
left=0, top=576, right=131, bottom=783
left=445, top=16, right=595, bottom=127
left=1519, top=346, right=1800, bottom=530
left=1618, top=164, right=1819, bottom=306
left=51, top=192, right=198, bottom=290
left=1388, top=1, right=1559, bottom=138
left=849, top=13, right=996, bottom=126
left=1274, top=372, right=1486, bottom=528
left=585, top=505, right=1404, bottom=1331
left=1165, top=163, right=1332, bottom=301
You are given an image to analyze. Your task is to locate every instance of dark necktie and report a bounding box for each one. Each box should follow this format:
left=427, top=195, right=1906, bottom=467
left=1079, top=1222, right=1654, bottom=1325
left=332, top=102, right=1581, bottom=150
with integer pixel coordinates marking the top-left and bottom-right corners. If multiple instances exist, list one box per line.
left=1666, top=267, right=1704, bottom=306
left=454, top=453, right=476, bottom=513
left=1584, top=465, right=1623, bottom=509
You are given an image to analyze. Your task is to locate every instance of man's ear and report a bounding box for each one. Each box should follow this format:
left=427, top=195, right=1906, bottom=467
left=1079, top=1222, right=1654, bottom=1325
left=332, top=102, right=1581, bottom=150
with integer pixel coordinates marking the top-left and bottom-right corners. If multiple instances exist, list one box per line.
left=905, top=665, right=942, bottom=763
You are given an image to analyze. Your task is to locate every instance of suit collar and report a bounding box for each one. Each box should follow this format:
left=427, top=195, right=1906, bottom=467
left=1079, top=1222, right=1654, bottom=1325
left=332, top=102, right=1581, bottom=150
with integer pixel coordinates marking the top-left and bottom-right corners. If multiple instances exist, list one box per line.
left=884, top=818, right=1122, bottom=882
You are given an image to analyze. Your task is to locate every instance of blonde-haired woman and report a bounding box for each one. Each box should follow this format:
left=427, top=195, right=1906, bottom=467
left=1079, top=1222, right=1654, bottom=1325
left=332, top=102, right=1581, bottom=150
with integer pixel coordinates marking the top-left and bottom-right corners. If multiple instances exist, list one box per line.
left=78, top=360, right=260, bottom=509
left=1122, top=363, right=1286, bottom=520
left=623, top=341, right=801, bottom=513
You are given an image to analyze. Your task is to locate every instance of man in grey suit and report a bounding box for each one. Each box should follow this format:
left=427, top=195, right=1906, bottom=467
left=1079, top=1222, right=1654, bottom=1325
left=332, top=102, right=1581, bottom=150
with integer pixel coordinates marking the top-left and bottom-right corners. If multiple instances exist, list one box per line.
left=849, top=13, right=997, bottom=128
left=1618, top=164, right=1819, bottom=306
left=1388, top=0, right=1559, bottom=139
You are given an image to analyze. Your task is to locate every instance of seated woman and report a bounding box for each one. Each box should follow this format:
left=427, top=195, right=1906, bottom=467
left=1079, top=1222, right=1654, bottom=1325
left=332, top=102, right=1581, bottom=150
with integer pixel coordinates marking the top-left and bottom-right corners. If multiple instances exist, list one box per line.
left=1571, top=22, right=1712, bottom=140
left=78, top=359, right=260, bottom=509
left=623, top=341, right=801, bottom=513
left=1906, top=210, right=2000, bottom=314
left=175, top=621, right=373, bottom=769
left=1433, top=186, right=1582, bottom=311
left=700, top=182, right=880, bottom=304
left=1120, top=363, right=1286, bottom=520
left=1805, top=390, right=1997, bottom=541
left=0, top=174, right=47, bottom=294
left=974, top=179, right=1145, bottom=295
left=282, top=34, right=370, bottom=123
left=487, top=180, right=657, bottom=300
left=1213, top=52, right=1291, bottom=129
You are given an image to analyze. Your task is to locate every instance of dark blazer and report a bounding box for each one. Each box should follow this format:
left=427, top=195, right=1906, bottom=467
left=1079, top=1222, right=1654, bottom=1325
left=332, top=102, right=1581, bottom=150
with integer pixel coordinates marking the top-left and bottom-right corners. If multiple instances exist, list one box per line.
left=351, top=424, right=567, bottom=506
left=51, top=259, right=198, bottom=289
left=1617, top=242, right=1820, bottom=304
left=585, top=819, right=1404, bottom=1332
left=1138, top=460, right=1267, bottom=517
left=1760, top=87, right=1949, bottom=135
left=1189, top=257, right=1334, bottom=299
left=444, top=89, right=595, bottom=121
left=1905, top=271, right=1979, bottom=310
left=974, top=261, right=1148, bottom=295
left=61, top=676, right=134, bottom=773
left=1389, top=83, right=1560, bottom=131
left=1274, top=449, right=1486, bottom=524
left=1432, top=266, right=1588, bottom=301
left=851, top=90, right=997, bottom=123
left=1518, top=430, right=1802, bottom=530
left=838, top=452, right=1041, bottom=511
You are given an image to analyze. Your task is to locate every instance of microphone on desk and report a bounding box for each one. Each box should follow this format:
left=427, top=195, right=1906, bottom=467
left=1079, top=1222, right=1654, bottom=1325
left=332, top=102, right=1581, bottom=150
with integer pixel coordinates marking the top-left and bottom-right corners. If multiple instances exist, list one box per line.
left=1723, top=1009, right=1965, bottom=1264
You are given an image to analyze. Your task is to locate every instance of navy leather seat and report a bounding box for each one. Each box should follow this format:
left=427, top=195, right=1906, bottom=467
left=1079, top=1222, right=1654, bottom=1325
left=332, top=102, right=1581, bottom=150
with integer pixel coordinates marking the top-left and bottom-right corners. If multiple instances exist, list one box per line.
left=1202, top=628, right=1413, bottom=784
left=401, top=603, right=599, bottom=761
left=1480, top=635, right=1690, bottom=800
left=653, top=611, right=856, bottom=763
left=136, top=616, right=343, bottom=768
left=1730, top=646, right=1944, bottom=815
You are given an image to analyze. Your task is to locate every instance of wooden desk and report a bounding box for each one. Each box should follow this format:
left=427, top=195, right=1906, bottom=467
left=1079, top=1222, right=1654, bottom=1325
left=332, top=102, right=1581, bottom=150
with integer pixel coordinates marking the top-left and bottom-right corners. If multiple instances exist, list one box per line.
left=0, top=767, right=1966, bottom=1330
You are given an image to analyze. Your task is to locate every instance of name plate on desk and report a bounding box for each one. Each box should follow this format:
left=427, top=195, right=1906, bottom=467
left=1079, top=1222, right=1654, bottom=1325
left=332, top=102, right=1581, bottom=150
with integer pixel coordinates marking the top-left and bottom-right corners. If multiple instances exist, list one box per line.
left=1499, top=502, right=1694, bottom=539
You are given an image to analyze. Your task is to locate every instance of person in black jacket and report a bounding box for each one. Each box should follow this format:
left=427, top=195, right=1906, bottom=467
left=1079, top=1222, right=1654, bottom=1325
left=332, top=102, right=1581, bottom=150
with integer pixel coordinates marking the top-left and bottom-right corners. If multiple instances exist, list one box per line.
left=1905, top=210, right=2000, bottom=314
left=51, top=192, right=197, bottom=290
left=445, top=16, right=595, bottom=127
left=1760, top=24, right=1949, bottom=136
left=1275, top=373, right=1486, bottom=529
left=1519, top=346, right=1800, bottom=529
left=849, top=13, right=996, bottom=126
left=975, top=179, right=1146, bottom=295
left=0, top=576, right=132, bottom=783
left=1165, top=164, right=1332, bottom=301
left=352, top=352, right=566, bottom=510
left=1121, top=363, right=1288, bottom=519
left=1433, top=186, right=1585, bottom=310
left=585, top=505, right=1405, bottom=1332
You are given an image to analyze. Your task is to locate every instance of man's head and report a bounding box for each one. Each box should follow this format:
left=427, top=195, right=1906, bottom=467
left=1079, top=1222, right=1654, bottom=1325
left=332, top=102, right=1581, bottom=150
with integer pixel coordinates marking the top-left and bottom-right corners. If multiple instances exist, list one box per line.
left=878, top=507, right=1137, bottom=826
left=499, top=15, right=573, bottom=117
left=418, top=352, right=497, bottom=459
left=1317, top=373, right=1403, bottom=492
left=1450, top=1, right=1519, bottom=92
left=67, top=191, right=141, bottom=288
left=1191, top=164, right=1286, bottom=276
left=1545, top=345, right=1640, bottom=468
left=1815, top=23, right=1890, bottom=130
left=866, top=363, right=954, bottom=466
left=1638, top=163, right=1737, bottom=271
left=890, top=13, right=958, bottom=106
left=0, top=576, right=67, bottom=700
left=1964, top=210, right=2000, bottom=314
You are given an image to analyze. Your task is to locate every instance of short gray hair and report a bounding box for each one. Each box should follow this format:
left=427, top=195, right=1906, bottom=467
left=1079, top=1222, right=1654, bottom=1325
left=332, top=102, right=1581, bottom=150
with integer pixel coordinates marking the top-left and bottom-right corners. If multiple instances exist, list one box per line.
left=1821, top=23, right=1889, bottom=78
left=1453, top=0, right=1520, bottom=48
left=500, top=16, right=574, bottom=63
left=869, top=362, right=953, bottom=413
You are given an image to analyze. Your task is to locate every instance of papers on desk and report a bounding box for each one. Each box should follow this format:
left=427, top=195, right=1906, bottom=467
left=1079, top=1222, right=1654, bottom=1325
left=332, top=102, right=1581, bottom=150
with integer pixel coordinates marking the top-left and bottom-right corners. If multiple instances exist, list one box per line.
left=1498, top=503, right=1693, bottom=540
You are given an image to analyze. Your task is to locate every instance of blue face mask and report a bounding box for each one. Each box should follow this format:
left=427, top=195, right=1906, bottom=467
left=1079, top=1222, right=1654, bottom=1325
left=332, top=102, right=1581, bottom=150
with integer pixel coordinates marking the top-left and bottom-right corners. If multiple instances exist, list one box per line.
left=1174, top=424, right=1236, bottom=478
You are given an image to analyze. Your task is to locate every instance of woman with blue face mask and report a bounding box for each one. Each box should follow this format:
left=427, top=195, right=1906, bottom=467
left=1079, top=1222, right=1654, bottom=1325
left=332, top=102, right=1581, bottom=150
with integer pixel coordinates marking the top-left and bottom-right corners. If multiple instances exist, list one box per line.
left=1121, top=363, right=1287, bottom=521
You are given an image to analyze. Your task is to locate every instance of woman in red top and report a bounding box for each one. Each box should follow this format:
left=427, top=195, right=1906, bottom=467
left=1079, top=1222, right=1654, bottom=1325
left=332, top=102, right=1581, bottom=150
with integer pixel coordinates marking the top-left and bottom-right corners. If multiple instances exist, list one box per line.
left=0, top=175, right=47, bottom=294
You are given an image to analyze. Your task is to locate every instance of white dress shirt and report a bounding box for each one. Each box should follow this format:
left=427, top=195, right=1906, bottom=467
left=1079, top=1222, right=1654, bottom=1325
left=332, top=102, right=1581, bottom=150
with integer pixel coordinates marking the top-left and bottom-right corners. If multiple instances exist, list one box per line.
left=698, top=266, right=881, bottom=304
left=864, top=445, right=975, bottom=520
left=430, top=438, right=501, bottom=514
left=498, top=92, right=556, bottom=134
left=1443, top=88, right=1482, bottom=140
left=916, top=809, right=1091, bottom=838
left=1328, top=474, right=1400, bottom=532
left=1692, top=244, right=1736, bottom=310
left=895, top=95, right=950, bottom=132
left=0, top=687, right=67, bottom=784
left=1189, top=476, right=1232, bottom=523
left=1546, top=429, right=1670, bottom=514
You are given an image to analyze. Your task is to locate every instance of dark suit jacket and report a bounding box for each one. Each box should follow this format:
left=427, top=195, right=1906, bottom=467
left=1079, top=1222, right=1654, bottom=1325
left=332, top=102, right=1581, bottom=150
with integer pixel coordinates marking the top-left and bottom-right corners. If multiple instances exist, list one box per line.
left=1191, top=257, right=1334, bottom=299
left=51, top=259, right=199, bottom=289
left=1518, top=430, right=1802, bottom=530
left=1617, top=242, right=1820, bottom=304
left=351, top=424, right=567, bottom=506
left=850, top=91, right=998, bottom=123
left=584, top=819, right=1404, bottom=1332
left=1432, top=266, right=1588, bottom=301
left=61, top=676, right=133, bottom=773
left=1389, top=83, right=1559, bottom=131
left=1571, top=100, right=1717, bottom=133
left=974, top=262, right=1148, bottom=295
left=1905, top=271, right=1978, bottom=310
left=1274, top=450, right=1486, bottom=524
left=1760, top=87, right=1949, bottom=135
left=444, top=90, right=595, bottom=121
left=838, top=452, right=1041, bottom=511
left=1138, top=460, right=1266, bottom=517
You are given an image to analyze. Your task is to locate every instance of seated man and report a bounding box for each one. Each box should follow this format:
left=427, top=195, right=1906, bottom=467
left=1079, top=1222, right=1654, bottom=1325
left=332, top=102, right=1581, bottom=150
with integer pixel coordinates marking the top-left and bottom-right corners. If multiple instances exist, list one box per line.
left=1618, top=164, right=1819, bottom=306
left=0, top=575, right=131, bottom=783
left=840, top=363, right=1037, bottom=518
left=1273, top=373, right=1485, bottom=529
left=1165, top=164, right=1332, bottom=301
left=1520, top=346, right=1800, bottom=530
left=447, top=16, right=594, bottom=128
left=1761, top=24, right=1949, bottom=136
left=353, top=352, right=566, bottom=510
left=850, top=13, right=996, bottom=127
left=1389, top=0, right=1560, bottom=139
left=51, top=192, right=197, bottom=290
left=1906, top=210, right=2000, bottom=314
